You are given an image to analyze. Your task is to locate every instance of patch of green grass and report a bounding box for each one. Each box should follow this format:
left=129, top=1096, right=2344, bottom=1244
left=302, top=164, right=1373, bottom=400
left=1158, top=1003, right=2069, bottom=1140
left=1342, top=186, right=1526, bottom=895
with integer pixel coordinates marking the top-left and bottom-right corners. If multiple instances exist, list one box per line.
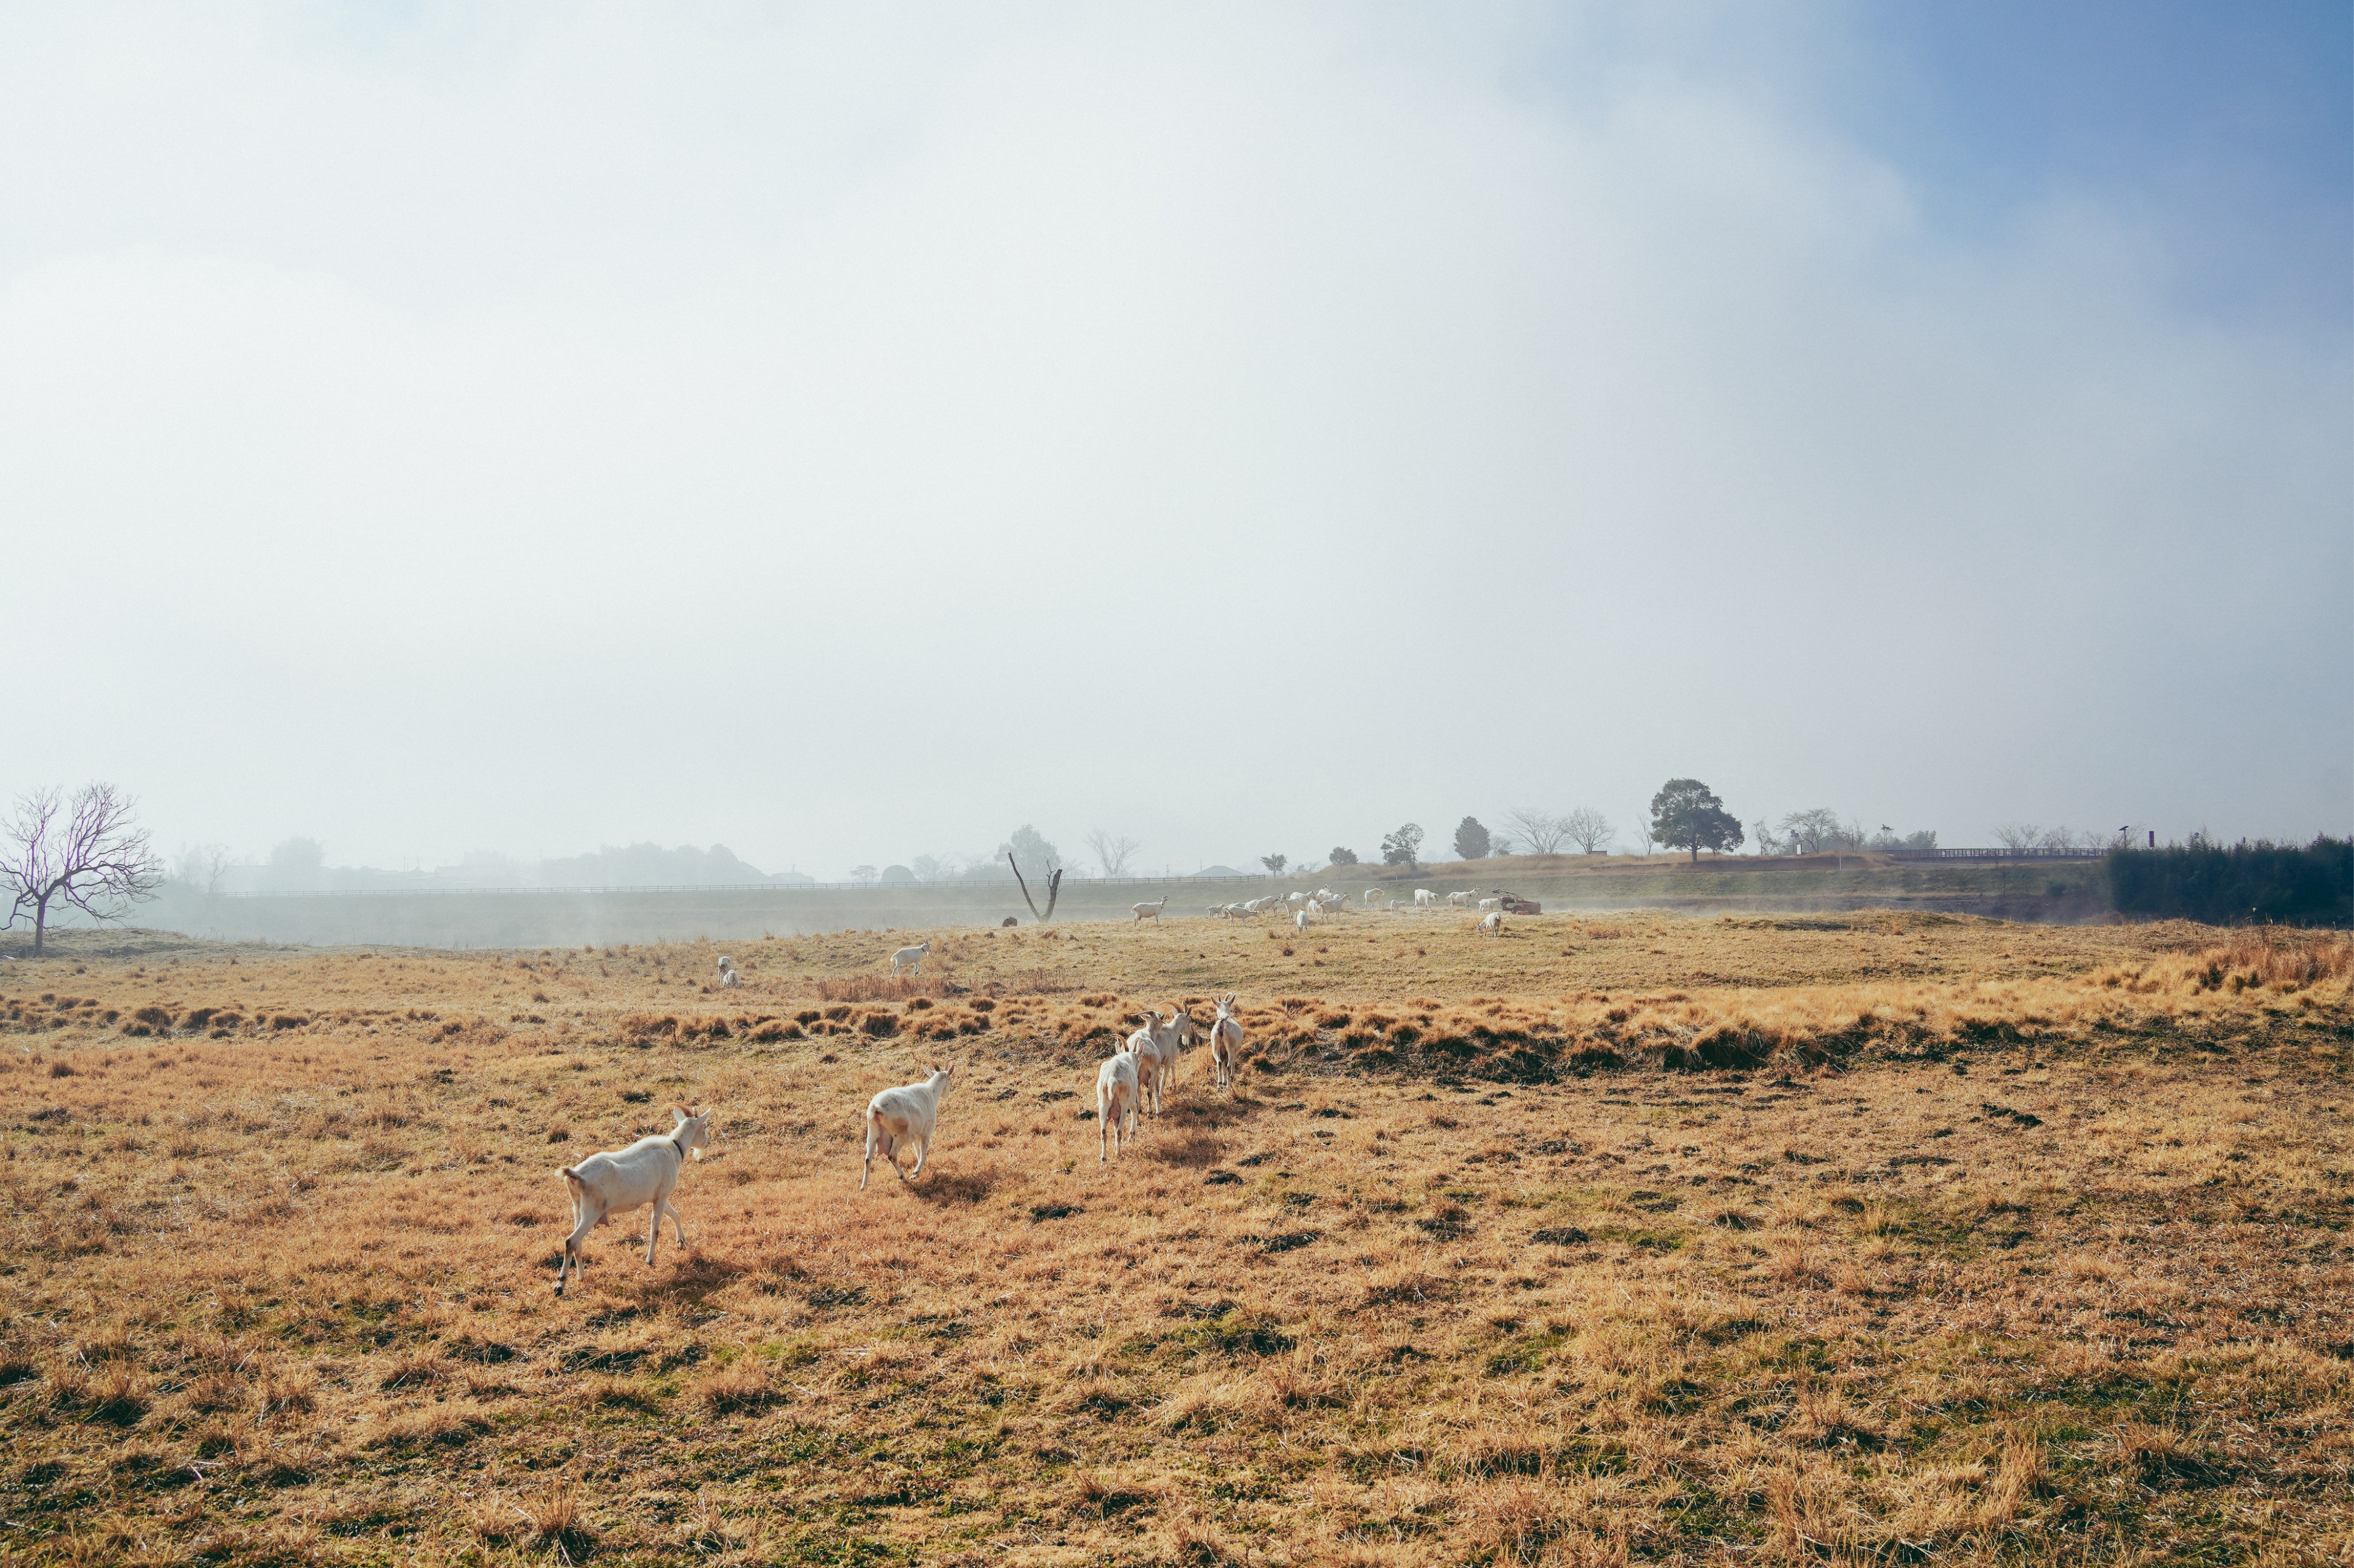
left=1484, top=1326, right=1572, bottom=1376
left=1593, top=1224, right=1686, bottom=1253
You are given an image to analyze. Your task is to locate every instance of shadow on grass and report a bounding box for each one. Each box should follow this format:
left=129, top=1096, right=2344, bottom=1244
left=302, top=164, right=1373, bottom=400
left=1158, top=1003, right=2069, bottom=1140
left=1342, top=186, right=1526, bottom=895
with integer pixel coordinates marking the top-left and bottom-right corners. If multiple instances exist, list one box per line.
left=1145, top=1129, right=1226, bottom=1168
left=603, top=1250, right=754, bottom=1310
left=910, top=1166, right=998, bottom=1204
left=1164, top=1092, right=1272, bottom=1129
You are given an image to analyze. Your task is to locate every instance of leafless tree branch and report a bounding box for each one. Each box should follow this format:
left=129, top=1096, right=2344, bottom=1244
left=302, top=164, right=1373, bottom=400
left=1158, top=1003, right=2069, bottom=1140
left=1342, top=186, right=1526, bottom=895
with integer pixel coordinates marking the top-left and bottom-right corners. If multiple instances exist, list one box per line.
left=1501, top=808, right=1569, bottom=856
left=1083, top=830, right=1141, bottom=878
left=1008, top=854, right=1063, bottom=923
left=1, top=782, right=167, bottom=954
left=1562, top=807, right=1614, bottom=854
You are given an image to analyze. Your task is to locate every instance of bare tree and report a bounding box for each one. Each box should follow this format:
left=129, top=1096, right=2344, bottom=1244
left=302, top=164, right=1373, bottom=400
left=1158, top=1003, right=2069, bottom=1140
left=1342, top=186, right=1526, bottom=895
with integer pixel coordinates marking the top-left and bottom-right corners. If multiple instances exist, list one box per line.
left=2, top=783, right=167, bottom=955
left=1561, top=807, right=1614, bottom=854
left=1501, top=809, right=1569, bottom=856
left=1991, top=822, right=2044, bottom=854
left=1628, top=817, right=1655, bottom=857
left=1779, top=809, right=1844, bottom=855
left=176, top=842, right=234, bottom=899
left=1083, top=830, right=1142, bottom=878
left=1008, top=854, right=1063, bottom=922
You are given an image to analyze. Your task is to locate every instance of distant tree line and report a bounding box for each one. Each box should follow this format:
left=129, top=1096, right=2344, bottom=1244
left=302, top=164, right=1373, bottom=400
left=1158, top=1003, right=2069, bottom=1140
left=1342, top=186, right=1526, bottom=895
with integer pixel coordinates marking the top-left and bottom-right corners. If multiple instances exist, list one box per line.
left=2108, top=838, right=2352, bottom=927
left=1755, top=811, right=1937, bottom=855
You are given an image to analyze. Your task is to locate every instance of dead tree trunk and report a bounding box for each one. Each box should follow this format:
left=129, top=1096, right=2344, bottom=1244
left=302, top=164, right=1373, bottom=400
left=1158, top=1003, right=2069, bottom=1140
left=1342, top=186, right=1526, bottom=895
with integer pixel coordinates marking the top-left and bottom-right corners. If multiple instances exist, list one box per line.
left=1009, top=855, right=1062, bottom=923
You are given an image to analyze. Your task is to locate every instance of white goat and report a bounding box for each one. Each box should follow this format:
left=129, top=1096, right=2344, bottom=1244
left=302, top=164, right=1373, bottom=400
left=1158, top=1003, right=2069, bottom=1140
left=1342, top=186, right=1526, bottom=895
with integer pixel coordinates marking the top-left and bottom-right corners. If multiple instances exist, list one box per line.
left=1294, top=907, right=1315, bottom=933
left=1477, top=897, right=1503, bottom=913
left=1132, top=895, right=1170, bottom=924
left=556, top=1105, right=715, bottom=1296
left=1447, top=891, right=1474, bottom=908
left=1209, top=993, right=1243, bottom=1093
left=889, top=940, right=932, bottom=978
left=1123, top=1016, right=1167, bottom=1116
left=1160, top=1004, right=1193, bottom=1089
left=1478, top=911, right=1504, bottom=935
left=716, top=956, right=740, bottom=988
left=1363, top=888, right=1386, bottom=907
left=1096, top=1046, right=1140, bottom=1161
left=1142, top=1004, right=1186, bottom=1105
left=1414, top=888, right=1436, bottom=906
left=860, top=1065, right=956, bottom=1189
left=1286, top=891, right=1310, bottom=910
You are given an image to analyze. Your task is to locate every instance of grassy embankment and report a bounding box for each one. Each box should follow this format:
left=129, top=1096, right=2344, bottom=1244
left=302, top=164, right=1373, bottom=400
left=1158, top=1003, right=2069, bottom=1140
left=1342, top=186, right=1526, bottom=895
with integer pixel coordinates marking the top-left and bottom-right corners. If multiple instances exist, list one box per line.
left=123, top=853, right=2110, bottom=951
left=1, top=910, right=2348, bottom=1565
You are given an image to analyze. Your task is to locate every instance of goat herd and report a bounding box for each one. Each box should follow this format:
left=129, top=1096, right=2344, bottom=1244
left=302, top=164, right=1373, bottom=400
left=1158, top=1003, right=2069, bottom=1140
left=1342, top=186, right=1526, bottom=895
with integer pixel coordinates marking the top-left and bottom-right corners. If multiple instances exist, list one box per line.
left=1195, top=884, right=1513, bottom=937
left=558, top=894, right=1529, bottom=1295
left=555, top=953, right=1250, bottom=1295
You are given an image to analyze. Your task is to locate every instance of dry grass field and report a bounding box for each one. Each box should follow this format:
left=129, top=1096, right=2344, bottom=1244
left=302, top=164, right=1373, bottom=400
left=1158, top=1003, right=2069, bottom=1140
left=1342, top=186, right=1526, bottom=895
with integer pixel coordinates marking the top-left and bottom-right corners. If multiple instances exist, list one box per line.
left=1, top=909, right=2348, bottom=1566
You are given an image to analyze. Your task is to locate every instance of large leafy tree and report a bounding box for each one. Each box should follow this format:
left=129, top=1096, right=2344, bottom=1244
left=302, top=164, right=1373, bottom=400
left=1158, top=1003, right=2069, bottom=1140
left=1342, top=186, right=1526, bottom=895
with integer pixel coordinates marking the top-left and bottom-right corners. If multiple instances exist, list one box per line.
left=1380, top=823, right=1425, bottom=872
left=1650, top=778, right=1743, bottom=863
left=1452, top=817, right=1491, bottom=861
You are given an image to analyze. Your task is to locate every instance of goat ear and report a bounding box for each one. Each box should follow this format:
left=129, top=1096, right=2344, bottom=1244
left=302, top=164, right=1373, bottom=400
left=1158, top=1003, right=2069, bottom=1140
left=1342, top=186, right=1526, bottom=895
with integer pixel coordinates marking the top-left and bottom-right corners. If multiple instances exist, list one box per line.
left=671, top=1104, right=691, bottom=1124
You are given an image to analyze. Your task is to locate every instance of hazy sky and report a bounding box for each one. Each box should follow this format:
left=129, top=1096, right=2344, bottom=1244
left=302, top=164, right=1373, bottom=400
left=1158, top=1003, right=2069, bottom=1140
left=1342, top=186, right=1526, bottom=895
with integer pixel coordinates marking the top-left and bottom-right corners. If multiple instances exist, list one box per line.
left=4, top=1, right=2347, bottom=878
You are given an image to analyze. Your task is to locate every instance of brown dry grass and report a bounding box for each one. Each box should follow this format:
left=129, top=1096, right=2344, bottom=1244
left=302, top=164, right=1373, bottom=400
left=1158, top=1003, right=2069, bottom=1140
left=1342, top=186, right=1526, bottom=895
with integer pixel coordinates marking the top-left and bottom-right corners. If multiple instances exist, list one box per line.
left=0, top=912, right=2347, bottom=1564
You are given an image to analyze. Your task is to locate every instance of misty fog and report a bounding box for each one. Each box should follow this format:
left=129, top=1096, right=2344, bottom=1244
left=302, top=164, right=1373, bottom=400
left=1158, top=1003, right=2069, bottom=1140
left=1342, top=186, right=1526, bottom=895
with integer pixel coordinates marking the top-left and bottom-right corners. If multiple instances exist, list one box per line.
left=2, top=5, right=2345, bottom=879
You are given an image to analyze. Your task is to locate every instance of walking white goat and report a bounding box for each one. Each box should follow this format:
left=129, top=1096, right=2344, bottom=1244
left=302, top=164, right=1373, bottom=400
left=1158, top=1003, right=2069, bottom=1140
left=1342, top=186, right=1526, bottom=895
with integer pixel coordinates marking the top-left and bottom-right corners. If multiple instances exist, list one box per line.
left=1413, top=889, right=1436, bottom=906
left=1159, top=1004, right=1193, bottom=1090
left=555, top=1105, right=715, bottom=1296
left=1096, top=1046, right=1140, bottom=1161
left=860, top=1065, right=956, bottom=1189
left=1123, top=1015, right=1167, bottom=1116
left=889, top=940, right=932, bottom=978
left=1209, top=993, right=1244, bottom=1093
left=1132, top=895, right=1170, bottom=924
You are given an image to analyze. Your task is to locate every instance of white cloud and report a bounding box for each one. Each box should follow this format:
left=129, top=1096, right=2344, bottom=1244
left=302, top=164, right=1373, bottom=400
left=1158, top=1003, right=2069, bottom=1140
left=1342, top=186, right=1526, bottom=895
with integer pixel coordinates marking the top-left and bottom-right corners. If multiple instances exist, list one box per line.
left=2, top=2, right=2343, bottom=872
